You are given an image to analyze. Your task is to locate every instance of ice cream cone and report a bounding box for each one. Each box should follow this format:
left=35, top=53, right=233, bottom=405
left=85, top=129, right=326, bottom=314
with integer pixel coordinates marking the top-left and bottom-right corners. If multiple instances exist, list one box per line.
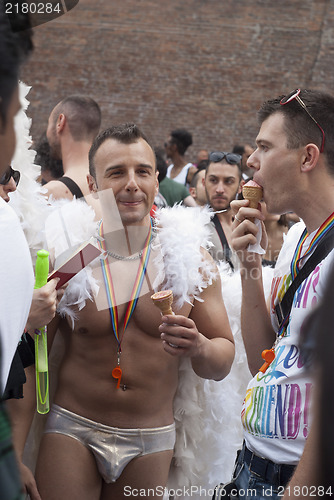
left=242, top=181, right=263, bottom=222
left=151, top=290, right=174, bottom=315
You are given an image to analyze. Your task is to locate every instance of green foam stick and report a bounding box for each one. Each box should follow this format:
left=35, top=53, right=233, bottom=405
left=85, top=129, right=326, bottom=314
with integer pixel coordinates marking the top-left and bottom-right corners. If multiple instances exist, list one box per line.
left=34, top=249, right=49, bottom=289
left=34, top=249, right=50, bottom=414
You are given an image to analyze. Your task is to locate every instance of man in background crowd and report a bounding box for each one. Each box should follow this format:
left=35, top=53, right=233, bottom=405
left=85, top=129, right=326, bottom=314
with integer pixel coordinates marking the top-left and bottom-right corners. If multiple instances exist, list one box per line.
left=205, top=151, right=242, bottom=268
left=44, top=95, right=101, bottom=200
left=0, top=8, right=34, bottom=500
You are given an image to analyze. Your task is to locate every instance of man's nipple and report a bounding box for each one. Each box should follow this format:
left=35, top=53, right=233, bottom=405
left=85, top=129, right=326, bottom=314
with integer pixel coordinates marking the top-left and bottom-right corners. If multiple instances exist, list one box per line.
left=78, top=327, right=89, bottom=335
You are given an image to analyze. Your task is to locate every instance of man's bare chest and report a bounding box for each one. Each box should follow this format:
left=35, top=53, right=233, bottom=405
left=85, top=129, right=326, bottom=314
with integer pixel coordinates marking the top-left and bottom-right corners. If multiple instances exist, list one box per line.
left=71, top=287, right=164, bottom=340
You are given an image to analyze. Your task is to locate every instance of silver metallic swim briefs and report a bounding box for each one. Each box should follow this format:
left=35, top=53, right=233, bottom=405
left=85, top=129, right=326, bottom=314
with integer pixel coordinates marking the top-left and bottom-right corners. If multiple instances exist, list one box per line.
left=44, top=404, right=176, bottom=483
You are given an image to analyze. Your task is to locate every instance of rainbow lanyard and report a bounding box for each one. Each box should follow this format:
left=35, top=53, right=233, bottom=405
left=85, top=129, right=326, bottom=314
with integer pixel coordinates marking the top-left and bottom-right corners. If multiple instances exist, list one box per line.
left=260, top=210, right=334, bottom=373
left=277, top=210, right=334, bottom=338
left=98, top=220, right=153, bottom=387
left=290, top=211, right=334, bottom=280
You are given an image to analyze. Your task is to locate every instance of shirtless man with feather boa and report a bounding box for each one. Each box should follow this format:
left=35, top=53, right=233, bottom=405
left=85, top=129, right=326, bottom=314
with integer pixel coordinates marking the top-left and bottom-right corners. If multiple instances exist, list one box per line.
left=22, top=123, right=234, bottom=500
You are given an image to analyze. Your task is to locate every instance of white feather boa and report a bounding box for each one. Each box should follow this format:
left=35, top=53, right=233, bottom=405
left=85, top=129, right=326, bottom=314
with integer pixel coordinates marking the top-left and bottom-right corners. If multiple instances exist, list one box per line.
left=43, top=198, right=100, bottom=328
left=168, top=263, right=274, bottom=498
left=153, top=205, right=216, bottom=308
left=10, top=82, right=51, bottom=263
left=55, top=204, right=217, bottom=325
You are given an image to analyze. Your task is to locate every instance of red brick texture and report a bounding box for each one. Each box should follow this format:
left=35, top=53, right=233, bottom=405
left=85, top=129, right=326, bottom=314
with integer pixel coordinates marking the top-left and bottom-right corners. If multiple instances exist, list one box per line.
left=21, top=0, right=333, bottom=162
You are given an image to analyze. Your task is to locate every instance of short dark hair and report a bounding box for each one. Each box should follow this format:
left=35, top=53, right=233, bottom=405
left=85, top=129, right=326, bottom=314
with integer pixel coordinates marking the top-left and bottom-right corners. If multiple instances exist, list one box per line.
left=196, top=159, right=210, bottom=172
left=52, top=96, right=101, bottom=143
left=0, top=8, right=33, bottom=130
left=155, top=150, right=168, bottom=183
left=89, top=123, right=154, bottom=178
left=189, top=168, right=205, bottom=189
left=258, top=89, right=334, bottom=176
left=170, top=128, right=193, bottom=155
left=232, top=145, right=245, bottom=156
left=189, top=160, right=209, bottom=189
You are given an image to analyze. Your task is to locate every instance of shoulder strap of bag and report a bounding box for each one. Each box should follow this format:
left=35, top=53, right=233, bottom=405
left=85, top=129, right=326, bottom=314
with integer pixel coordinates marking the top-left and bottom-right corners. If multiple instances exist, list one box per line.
left=58, top=176, right=85, bottom=199
left=212, top=214, right=234, bottom=271
left=275, top=226, right=334, bottom=327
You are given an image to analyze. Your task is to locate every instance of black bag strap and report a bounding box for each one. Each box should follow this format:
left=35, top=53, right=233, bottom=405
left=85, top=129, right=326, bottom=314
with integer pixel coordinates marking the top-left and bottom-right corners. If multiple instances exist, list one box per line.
left=58, top=176, right=85, bottom=199
left=212, top=214, right=234, bottom=271
left=275, top=226, right=334, bottom=327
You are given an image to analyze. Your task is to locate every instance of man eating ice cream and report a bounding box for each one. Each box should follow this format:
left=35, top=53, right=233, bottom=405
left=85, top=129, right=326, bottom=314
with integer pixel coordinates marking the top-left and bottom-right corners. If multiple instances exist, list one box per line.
left=213, top=89, right=334, bottom=499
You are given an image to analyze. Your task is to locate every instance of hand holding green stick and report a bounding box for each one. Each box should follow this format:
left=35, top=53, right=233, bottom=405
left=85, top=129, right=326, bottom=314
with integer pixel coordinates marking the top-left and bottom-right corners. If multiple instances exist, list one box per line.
left=34, top=249, right=50, bottom=414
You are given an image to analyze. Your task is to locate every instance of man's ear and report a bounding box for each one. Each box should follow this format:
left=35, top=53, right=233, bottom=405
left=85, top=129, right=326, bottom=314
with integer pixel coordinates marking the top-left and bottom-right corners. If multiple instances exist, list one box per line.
left=87, top=174, right=98, bottom=197
left=301, top=143, right=320, bottom=173
left=155, top=170, right=159, bottom=195
left=189, top=186, right=196, bottom=198
left=56, top=113, right=66, bottom=134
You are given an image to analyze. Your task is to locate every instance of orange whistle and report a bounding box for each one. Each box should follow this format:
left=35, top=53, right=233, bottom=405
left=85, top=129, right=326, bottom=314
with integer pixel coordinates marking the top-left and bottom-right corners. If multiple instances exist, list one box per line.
left=112, top=366, right=122, bottom=389
left=259, top=349, right=275, bottom=373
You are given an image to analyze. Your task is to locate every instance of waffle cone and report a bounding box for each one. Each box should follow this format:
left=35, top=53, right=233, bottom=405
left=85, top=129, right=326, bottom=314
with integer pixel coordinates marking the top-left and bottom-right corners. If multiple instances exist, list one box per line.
left=242, top=185, right=263, bottom=209
left=151, top=290, right=174, bottom=315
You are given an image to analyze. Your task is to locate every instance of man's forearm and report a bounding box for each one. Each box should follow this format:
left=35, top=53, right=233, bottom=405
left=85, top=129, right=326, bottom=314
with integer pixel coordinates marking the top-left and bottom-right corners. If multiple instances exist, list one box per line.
left=240, top=265, right=275, bottom=375
left=7, top=364, right=36, bottom=460
left=191, top=337, right=235, bottom=381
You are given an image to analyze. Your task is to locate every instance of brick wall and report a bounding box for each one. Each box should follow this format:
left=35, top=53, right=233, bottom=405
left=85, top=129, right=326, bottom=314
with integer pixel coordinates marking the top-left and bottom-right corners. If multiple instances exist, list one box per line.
left=21, top=0, right=333, bottom=163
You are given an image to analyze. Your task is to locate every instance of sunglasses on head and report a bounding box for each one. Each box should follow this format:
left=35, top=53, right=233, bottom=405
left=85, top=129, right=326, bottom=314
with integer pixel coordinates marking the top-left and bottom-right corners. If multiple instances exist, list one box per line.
left=209, top=152, right=242, bottom=165
left=0, top=166, right=20, bottom=186
left=280, top=89, right=325, bottom=153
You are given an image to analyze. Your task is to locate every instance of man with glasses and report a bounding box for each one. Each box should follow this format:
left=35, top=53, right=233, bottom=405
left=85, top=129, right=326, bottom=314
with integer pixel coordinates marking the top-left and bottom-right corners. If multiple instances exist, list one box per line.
left=0, top=165, right=20, bottom=202
left=205, top=151, right=242, bottom=269
left=0, top=7, right=34, bottom=500
left=0, top=162, right=58, bottom=395
left=215, top=89, right=334, bottom=499
left=0, top=10, right=58, bottom=500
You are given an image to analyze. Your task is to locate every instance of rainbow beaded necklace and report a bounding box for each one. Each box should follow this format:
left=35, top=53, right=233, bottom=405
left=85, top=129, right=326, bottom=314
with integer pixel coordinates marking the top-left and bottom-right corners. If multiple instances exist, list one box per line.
left=98, top=220, right=153, bottom=388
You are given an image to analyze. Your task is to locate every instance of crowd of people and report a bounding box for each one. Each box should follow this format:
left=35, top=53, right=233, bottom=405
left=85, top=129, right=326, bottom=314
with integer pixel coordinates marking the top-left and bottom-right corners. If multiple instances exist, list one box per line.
left=1, top=7, right=334, bottom=500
